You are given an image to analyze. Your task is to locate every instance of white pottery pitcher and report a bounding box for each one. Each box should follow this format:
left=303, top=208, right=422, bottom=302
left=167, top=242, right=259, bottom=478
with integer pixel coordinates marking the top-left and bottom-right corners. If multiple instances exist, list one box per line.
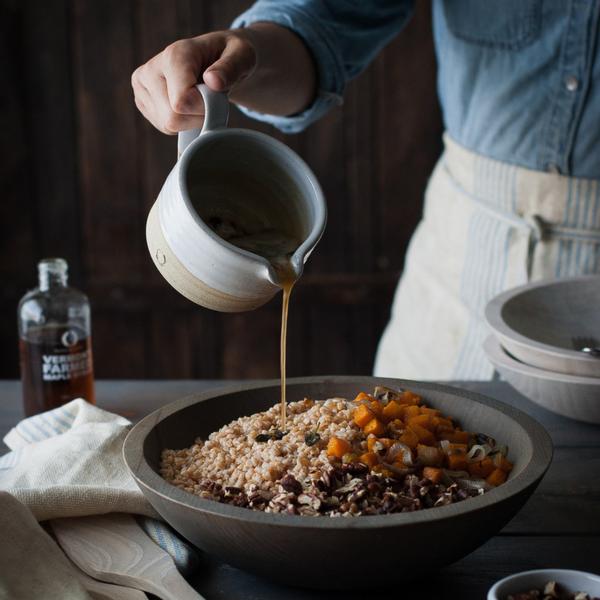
left=146, top=84, right=326, bottom=312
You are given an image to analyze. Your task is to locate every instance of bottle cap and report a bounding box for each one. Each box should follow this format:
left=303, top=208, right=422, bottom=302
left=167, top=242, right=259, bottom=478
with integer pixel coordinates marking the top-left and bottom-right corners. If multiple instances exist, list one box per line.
left=38, top=258, right=68, bottom=290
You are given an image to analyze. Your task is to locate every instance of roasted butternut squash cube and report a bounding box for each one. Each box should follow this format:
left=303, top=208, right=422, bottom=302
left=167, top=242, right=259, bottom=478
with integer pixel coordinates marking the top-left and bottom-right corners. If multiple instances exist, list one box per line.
left=358, top=452, right=378, bottom=468
left=381, top=400, right=404, bottom=422
left=486, top=468, right=507, bottom=487
left=399, top=427, right=420, bottom=449
left=363, top=418, right=386, bottom=437
left=409, top=423, right=436, bottom=446
left=353, top=403, right=374, bottom=428
left=326, top=436, right=352, bottom=459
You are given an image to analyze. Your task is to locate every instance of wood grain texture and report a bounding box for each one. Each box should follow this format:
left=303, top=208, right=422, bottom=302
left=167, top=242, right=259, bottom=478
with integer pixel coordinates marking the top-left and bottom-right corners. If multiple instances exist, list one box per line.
left=51, top=513, right=203, bottom=600
left=65, top=555, right=148, bottom=600
left=0, top=0, right=442, bottom=379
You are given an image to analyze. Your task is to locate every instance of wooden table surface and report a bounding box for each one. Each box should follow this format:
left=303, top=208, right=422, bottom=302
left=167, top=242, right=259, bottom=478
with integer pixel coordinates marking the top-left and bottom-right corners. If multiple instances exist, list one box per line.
left=1, top=379, right=599, bottom=599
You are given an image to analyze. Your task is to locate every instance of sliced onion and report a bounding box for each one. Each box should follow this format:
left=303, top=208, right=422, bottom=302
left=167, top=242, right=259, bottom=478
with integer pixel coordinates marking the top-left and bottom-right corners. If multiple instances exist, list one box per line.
left=387, top=442, right=413, bottom=465
left=457, top=478, right=490, bottom=492
left=417, top=445, right=442, bottom=466
left=495, top=444, right=508, bottom=457
left=381, top=462, right=410, bottom=477
left=442, top=469, right=470, bottom=479
left=466, top=444, right=492, bottom=463
left=440, top=439, right=451, bottom=454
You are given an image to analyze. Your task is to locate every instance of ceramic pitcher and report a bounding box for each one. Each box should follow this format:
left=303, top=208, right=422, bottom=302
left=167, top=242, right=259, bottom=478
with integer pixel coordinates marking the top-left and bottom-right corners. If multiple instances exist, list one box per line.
left=146, top=84, right=326, bottom=312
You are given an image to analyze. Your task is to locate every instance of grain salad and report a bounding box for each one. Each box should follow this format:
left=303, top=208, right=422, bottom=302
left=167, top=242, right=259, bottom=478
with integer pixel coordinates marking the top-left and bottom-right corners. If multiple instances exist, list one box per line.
left=160, top=386, right=514, bottom=517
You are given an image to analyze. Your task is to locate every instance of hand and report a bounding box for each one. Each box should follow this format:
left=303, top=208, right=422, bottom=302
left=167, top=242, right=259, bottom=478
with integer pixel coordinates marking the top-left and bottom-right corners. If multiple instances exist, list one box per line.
left=132, top=30, right=257, bottom=134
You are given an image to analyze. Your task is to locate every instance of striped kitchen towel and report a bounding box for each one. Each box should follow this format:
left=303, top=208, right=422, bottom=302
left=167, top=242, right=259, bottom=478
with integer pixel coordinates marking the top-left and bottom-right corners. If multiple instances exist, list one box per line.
left=0, top=398, right=200, bottom=575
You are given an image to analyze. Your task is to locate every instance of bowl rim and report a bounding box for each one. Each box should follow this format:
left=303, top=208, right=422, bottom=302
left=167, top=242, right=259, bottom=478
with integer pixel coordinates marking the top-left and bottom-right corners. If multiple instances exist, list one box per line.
left=485, top=275, right=600, bottom=368
left=487, top=568, right=600, bottom=599
left=123, top=376, right=553, bottom=530
left=483, top=335, right=600, bottom=385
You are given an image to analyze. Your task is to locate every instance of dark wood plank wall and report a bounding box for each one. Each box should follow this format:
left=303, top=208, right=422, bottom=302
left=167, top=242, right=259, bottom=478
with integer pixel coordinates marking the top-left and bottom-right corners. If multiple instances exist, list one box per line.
left=0, top=0, right=442, bottom=380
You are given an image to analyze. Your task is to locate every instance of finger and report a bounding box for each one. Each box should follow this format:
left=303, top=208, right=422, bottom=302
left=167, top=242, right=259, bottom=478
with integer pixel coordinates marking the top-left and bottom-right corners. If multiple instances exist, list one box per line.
left=133, top=84, right=169, bottom=133
left=161, top=40, right=217, bottom=115
left=142, top=70, right=204, bottom=133
left=203, top=35, right=256, bottom=92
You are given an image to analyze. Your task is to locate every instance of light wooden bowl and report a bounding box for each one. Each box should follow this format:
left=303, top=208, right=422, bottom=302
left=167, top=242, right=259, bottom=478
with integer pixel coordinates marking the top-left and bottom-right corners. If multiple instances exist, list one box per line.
left=123, top=377, right=551, bottom=589
left=485, top=276, right=600, bottom=377
left=484, top=336, right=600, bottom=424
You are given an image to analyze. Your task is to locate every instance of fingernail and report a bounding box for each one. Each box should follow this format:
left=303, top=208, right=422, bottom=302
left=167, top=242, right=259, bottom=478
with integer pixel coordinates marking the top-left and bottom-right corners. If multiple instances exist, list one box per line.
left=205, top=69, right=226, bottom=89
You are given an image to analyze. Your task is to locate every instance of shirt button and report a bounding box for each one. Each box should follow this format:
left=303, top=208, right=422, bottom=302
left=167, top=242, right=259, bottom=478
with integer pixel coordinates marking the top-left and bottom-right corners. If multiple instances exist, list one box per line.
left=546, top=162, right=561, bottom=174
left=565, top=75, right=579, bottom=92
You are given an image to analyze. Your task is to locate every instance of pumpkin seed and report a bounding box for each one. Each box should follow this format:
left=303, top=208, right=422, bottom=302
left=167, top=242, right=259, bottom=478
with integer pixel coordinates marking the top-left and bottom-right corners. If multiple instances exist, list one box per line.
left=304, top=431, right=320, bottom=446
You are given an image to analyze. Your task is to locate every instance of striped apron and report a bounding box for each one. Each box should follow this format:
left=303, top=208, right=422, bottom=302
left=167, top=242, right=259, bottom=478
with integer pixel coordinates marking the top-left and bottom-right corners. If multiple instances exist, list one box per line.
left=374, top=134, right=600, bottom=380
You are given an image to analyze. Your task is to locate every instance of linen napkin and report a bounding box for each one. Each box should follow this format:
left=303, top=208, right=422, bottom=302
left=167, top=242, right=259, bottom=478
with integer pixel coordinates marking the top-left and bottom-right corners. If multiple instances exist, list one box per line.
left=0, top=491, right=92, bottom=600
left=0, top=399, right=200, bottom=574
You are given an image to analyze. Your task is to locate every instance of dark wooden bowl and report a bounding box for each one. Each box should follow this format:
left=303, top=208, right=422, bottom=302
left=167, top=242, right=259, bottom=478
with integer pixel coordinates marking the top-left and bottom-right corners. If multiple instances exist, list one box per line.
left=123, top=376, right=552, bottom=590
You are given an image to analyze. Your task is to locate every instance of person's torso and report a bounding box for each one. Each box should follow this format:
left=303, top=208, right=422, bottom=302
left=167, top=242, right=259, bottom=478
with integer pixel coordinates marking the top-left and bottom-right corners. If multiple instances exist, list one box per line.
left=433, top=0, right=600, bottom=179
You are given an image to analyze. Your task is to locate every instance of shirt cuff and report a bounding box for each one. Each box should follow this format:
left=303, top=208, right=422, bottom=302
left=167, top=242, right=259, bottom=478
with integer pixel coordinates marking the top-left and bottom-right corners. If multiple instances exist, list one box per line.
left=231, top=6, right=345, bottom=133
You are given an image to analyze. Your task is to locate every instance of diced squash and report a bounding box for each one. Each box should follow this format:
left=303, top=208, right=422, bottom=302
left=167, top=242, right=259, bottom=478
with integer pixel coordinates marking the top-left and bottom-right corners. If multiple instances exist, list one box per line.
left=327, top=436, right=352, bottom=459
left=444, top=443, right=468, bottom=454
left=354, top=391, right=374, bottom=403
left=423, top=467, right=444, bottom=484
left=359, top=452, right=378, bottom=468
left=370, top=437, right=394, bottom=455
left=371, top=464, right=393, bottom=478
left=408, top=414, right=435, bottom=432
left=417, top=444, right=443, bottom=466
left=447, top=453, right=469, bottom=471
left=486, top=468, right=507, bottom=487
left=366, top=434, right=377, bottom=452
left=363, top=418, right=386, bottom=437
left=439, top=429, right=472, bottom=444
left=399, top=427, right=420, bottom=449
left=420, top=407, right=441, bottom=417
left=368, top=400, right=384, bottom=419
left=353, top=403, right=374, bottom=428
left=468, top=457, right=495, bottom=478
left=409, top=423, right=436, bottom=446
left=402, top=405, right=421, bottom=421
left=433, top=417, right=454, bottom=430
left=398, top=390, right=422, bottom=405
left=492, top=453, right=514, bottom=472
left=382, top=400, right=404, bottom=422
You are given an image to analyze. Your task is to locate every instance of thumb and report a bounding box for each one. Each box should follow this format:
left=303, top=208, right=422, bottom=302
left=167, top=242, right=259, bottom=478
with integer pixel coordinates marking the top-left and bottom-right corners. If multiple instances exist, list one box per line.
left=203, top=35, right=256, bottom=92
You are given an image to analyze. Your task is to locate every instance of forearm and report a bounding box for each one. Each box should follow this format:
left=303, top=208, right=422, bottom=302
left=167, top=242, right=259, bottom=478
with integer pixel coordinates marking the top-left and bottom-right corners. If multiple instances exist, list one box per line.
left=230, top=23, right=317, bottom=117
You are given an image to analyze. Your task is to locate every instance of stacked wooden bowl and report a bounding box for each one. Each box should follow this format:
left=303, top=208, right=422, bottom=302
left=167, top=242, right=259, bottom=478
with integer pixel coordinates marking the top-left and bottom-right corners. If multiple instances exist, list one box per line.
left=484, top=276, right=600, bottom=424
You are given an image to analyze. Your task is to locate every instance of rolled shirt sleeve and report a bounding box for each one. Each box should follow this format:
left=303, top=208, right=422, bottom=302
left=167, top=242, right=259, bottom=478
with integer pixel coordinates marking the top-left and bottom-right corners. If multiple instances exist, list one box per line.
left=231, top=0, right=415, bottom=133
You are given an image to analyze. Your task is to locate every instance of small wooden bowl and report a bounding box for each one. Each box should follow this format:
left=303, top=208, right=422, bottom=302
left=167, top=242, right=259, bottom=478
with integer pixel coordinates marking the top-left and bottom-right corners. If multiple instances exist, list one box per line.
left=123, top=376, right=552, bottom=590
left=484, top=335, right=600, bottom=424
left=485, top=276, right=600, bottom=377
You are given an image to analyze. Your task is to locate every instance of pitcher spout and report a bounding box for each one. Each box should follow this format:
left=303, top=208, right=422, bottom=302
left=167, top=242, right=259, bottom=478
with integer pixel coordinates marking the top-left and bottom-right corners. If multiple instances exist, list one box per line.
left=266, top=253, right=304, bottom=287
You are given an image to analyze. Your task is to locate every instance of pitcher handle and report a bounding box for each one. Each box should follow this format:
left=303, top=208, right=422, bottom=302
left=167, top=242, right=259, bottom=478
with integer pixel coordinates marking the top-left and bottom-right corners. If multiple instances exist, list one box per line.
left=177, top=83, right=229, bottom=157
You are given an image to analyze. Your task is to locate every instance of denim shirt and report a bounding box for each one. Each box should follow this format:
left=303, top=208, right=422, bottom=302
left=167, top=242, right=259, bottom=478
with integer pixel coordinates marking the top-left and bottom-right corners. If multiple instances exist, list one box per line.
left=233, top=0, right=600, bottom=179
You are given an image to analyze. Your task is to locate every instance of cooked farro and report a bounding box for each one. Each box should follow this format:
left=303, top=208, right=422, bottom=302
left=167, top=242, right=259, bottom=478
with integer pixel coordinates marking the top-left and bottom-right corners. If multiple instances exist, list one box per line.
left=160, top=387, right=512, bottom=517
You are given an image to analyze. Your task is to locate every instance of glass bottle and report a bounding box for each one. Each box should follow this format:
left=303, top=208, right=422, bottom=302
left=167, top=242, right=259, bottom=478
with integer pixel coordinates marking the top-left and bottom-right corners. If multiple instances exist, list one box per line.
left=18, top=258, right=95, bottom=416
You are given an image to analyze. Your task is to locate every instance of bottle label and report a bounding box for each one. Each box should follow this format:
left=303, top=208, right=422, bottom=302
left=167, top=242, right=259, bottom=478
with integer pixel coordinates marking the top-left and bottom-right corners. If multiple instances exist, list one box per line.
left=42, top=351, right=92, bottom=382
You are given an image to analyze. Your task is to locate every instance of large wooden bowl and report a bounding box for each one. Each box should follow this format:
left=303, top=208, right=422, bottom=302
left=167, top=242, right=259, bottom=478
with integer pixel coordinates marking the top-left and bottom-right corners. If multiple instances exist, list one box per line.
left=123, top=376, right=552, bottom=590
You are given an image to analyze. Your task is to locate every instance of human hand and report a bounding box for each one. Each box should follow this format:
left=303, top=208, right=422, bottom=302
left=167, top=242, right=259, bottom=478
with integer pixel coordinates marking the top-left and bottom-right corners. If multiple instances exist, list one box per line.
left=131, top=30, right=257, bottom=134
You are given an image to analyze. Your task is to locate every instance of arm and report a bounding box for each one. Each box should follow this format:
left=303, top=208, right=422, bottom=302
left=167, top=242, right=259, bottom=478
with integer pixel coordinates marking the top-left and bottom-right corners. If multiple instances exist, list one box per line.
left=131, top=1, right=415, bottom=135
left=232, top=0, right=416, bottom=132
